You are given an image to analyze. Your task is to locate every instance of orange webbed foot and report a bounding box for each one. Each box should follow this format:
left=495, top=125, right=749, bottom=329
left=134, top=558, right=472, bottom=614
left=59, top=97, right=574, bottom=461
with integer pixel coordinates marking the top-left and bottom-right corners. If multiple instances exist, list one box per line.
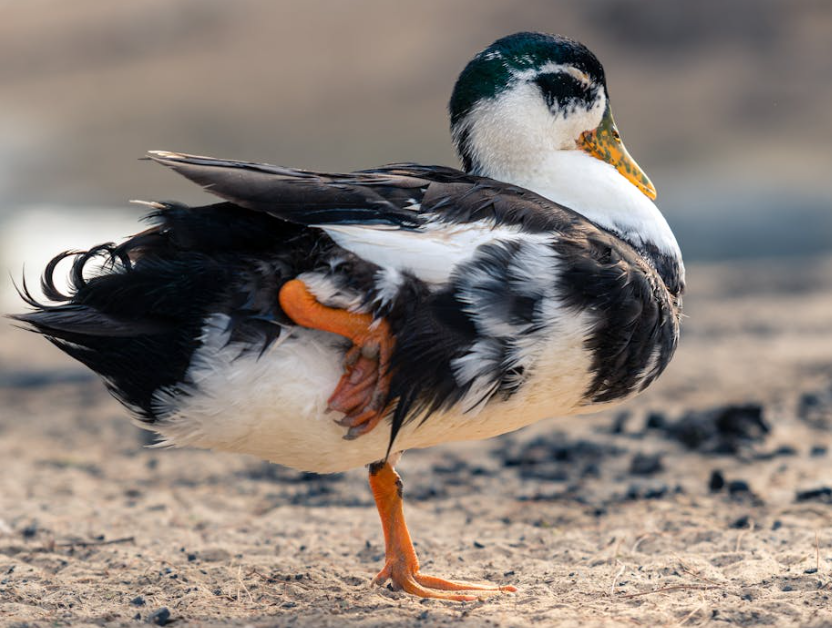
left=373, top=561, right=518, bottom=602
left=278, top=279, right=394, bottom=439
left=369, top=461, right=518, bottom=602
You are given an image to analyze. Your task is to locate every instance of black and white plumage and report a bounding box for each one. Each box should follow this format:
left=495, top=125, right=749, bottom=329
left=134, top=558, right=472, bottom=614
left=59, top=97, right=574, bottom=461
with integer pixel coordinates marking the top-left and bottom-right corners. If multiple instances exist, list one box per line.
left=13, top=32, right=683, bottom=474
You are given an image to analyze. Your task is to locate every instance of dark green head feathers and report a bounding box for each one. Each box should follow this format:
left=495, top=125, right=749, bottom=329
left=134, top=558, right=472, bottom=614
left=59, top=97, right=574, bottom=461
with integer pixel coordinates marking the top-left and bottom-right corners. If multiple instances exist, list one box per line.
left=449, top=32, right=607, bottom=128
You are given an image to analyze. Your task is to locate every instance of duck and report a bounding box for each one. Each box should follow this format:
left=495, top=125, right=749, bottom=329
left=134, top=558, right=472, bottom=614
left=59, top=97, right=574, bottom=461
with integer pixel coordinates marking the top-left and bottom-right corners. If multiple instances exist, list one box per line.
left=12, top=32, right=684, bottom=601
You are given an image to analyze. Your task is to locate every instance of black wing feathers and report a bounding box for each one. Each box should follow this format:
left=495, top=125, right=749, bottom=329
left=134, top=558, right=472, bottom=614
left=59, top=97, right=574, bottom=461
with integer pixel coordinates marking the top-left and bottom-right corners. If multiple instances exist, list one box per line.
left=146, top=151, right=577, bottom=234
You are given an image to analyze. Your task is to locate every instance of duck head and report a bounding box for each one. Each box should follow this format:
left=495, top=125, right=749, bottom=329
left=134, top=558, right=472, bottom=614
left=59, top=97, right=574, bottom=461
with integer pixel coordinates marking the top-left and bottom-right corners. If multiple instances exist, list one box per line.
left=449, top=32, right=656, bottom=200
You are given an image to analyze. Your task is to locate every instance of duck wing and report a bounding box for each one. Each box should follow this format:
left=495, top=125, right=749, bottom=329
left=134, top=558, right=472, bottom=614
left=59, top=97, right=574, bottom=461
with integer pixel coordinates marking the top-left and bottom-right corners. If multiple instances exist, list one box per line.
left=147, top=151, right=584, bottom=284
left=145, top=152, right=587, bottom=230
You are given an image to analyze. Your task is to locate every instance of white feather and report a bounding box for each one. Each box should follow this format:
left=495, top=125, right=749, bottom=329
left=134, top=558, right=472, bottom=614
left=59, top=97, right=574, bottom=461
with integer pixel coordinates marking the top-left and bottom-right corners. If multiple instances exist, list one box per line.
left=296, top=271, right=364, bottom=312
left=373, top=266, right=405, bottom=308
left=321, top=220, right=529, bottom=284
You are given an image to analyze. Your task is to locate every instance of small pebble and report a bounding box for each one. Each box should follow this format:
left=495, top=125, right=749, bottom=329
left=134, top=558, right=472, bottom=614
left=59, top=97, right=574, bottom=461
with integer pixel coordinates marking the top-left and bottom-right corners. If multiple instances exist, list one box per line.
left=130, top=595, right=146, bottom=607
left=709, top=470, right=725, bottom=492
left=146, top=607, right=170, bottom=626
left=611, top=411, right=630, bottom=434
left=645, top=412, right=666, bottom=430
left=629, top=453, right=663, bottom=476
left=728, top=480, right=750, bottom=495
left=795, top=487, right=832, bottom=503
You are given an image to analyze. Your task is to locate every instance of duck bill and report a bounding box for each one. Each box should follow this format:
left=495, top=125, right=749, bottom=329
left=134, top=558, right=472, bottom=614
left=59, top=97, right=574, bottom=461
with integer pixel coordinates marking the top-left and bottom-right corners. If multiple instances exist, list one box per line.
left=577, top=105, right=657, bottom=200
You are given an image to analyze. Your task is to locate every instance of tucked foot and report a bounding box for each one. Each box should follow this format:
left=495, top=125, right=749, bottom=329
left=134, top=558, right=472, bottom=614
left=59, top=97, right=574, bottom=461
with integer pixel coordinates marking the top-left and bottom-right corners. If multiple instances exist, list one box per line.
left=368, top=461, right=518, bottom=602
left=278, top=279, right=394, bottom=439
left=328, top=324, right=394, bottom=439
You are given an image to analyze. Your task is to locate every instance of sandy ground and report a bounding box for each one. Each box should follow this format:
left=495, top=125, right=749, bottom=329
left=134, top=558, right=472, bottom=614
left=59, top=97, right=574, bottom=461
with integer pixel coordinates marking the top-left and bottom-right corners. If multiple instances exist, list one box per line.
left=2, top=257, right=832, bottom=627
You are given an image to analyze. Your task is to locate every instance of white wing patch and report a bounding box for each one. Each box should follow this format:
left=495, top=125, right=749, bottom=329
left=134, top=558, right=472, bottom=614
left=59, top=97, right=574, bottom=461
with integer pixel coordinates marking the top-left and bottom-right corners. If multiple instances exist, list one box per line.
left=320, top=220, right=528, bottom=284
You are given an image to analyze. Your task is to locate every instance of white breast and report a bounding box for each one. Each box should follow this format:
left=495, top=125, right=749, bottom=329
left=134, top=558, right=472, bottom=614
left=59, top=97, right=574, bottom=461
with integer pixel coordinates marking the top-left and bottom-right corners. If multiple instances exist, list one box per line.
left=508, top=150, right=683, bottom=262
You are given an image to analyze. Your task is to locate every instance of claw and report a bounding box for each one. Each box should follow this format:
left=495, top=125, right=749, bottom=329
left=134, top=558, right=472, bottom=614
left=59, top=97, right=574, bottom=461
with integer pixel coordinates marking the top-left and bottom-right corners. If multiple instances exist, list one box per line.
left=277, top=278, right=395, bottom=440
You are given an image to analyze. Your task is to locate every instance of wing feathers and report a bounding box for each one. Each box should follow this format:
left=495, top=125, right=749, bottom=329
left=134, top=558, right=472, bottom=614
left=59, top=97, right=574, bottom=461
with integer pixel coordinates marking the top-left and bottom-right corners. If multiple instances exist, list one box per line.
left=147, top=151, right=420, bottom=228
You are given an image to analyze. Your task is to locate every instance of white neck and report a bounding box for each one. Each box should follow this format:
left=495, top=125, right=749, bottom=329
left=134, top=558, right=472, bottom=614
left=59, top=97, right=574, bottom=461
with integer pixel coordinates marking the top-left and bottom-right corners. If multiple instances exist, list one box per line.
left=485, top=150, right=682, bottom=262
left=455, top=84, right=682, bottom=265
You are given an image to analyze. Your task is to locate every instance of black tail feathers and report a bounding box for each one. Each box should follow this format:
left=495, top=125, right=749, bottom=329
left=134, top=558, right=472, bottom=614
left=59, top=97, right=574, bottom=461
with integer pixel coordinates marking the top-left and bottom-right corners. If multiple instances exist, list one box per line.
left=10, top=225, right=230, bottom=420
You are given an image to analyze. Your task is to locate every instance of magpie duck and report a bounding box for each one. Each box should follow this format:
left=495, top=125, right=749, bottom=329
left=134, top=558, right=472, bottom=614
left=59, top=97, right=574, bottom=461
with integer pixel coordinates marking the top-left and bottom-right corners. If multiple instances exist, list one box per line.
left=14, top=32, right=683, bottom=600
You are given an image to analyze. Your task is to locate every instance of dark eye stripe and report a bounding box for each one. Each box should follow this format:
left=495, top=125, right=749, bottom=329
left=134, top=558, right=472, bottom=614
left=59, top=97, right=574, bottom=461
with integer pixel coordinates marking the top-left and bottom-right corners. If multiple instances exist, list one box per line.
left=534, top=72, right=590, bottom=111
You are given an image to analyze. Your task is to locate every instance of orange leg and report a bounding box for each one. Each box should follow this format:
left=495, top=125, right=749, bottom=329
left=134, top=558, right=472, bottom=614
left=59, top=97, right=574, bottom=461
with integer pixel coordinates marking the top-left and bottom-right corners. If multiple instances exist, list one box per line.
left=369, top=461, right=518, bottom=601
left=278, top=279, right=394, bottom=439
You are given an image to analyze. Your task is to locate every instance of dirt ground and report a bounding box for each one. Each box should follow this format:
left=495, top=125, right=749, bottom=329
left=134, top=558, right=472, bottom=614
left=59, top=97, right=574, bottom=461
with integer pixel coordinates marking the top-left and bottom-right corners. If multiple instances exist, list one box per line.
left=2, top=257, right=832, bottom=628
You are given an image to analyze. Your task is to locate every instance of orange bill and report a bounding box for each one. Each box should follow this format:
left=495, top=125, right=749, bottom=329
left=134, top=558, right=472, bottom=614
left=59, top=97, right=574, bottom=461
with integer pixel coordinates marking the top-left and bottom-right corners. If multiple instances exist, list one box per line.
left=577, top=105, right=657, bottom=200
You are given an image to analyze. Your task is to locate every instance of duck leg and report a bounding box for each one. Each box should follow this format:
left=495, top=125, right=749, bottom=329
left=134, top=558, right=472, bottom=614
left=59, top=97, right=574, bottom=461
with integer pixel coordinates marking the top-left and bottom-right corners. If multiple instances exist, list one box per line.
left=369, top=461, right=518, bottom=600
left=278, top=279, right=393, bottom=439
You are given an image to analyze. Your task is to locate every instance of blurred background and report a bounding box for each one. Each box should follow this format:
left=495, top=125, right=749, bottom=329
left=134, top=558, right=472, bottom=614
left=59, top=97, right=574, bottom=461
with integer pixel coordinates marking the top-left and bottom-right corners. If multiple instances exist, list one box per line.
left=1, top=0, right=831, bottom=311
left=2, top=4, right=832, bottom=623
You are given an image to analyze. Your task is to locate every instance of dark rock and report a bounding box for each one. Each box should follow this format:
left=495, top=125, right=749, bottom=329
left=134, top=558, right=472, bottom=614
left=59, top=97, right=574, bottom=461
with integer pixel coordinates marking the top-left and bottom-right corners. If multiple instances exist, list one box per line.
left=798, top=390, right=832, bottom=428
left=610, top=411, right=630, bottom=434
left=497, top=433, right=623, bottom=482
left=709, top=470, right=726, bottom=492
left=629, top=453, right=663, bottom=476
left=659, top=403, right=769, bottom=453
left=146, top=608, right=170, bottom=626
left=645, top=412, right=667, bottom=430
left=625, top=483, right=676, bottom=500
left=582, top=463, right=601, bottom=478
left=130, top=596, right=146, bottom=606
left=643, top=486, right=670, bottom=499
left=795, top=487, right=832, bottom=503
left=21, top=522, right=38, bottom=539
left=728, top=480, right=750, bottom=495
left=730, top=515, right=751, bottom=529
left=799, top=392, right=822, bottom=414
left=753, top=445, right=798, bottom=460
left=810, top=446, right=827, bottom=457
left=772, top=520, right=782, bottom=531
left=723, top=480, right=764, bottom=505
